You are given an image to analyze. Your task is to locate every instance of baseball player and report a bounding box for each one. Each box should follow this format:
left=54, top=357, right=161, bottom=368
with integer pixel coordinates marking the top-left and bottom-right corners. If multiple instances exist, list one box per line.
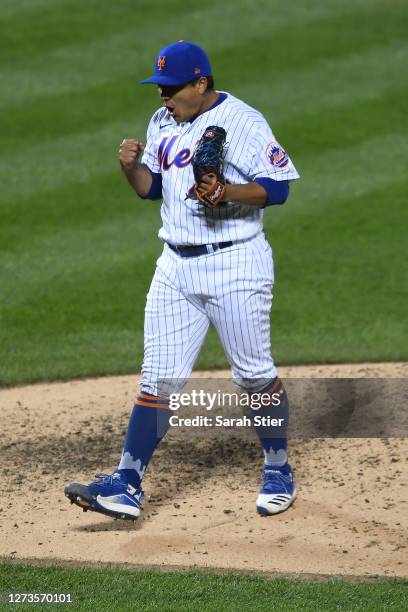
left=65, top=41, right=300, bottom=520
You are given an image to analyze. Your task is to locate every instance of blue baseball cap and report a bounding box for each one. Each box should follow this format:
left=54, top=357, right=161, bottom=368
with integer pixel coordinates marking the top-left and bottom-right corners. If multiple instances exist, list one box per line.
left=140, top=41, right=212, bottom=86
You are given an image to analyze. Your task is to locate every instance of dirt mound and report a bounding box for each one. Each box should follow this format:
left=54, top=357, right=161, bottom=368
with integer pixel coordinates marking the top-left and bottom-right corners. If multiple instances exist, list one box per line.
left=0, top=363, right=407, bottom=577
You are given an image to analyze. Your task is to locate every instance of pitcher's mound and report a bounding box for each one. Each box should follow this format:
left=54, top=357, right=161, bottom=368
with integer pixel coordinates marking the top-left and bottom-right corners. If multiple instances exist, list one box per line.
left=1, top=363, right=407, bottom=578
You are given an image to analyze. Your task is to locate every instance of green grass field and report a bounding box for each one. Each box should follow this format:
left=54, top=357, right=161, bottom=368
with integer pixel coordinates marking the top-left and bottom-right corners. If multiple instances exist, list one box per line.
left=1, top=0, right=407, bottom=385
left=1, top=562, right=407, bottom=611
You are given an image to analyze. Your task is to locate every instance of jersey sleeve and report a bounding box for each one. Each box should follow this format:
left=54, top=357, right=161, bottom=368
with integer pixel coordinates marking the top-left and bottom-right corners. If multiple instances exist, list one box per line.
left=246, top=118, right=300, bottom=182
left=141, top=112, right=161, bottom=174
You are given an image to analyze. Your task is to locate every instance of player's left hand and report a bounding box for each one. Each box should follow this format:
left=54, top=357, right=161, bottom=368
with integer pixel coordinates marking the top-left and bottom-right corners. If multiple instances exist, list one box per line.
left=195, top=173, right=227, bottom=207
left=196, top=174, right=218, bottom=196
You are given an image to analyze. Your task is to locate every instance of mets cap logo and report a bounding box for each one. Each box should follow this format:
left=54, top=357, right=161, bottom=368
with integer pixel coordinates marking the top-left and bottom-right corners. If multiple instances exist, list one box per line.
left=157, top=56, right=166, bottom=71
left=266, top=142, right=289, bottom=168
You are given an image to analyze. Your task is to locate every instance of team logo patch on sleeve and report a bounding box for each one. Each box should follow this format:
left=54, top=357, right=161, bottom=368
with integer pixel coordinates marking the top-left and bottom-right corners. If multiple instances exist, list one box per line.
left=266, top=142, right=289, bottom=168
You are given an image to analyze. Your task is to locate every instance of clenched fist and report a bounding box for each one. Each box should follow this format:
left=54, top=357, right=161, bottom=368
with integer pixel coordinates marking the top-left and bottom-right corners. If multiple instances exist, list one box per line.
left=119, top=139, right=145, bottom=171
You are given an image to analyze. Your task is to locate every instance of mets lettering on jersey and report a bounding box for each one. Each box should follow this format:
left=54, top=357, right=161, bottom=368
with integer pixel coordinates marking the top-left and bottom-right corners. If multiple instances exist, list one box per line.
left=141, top=91, right=299, bottom=246
left=158, top=136, right=193, bottom=169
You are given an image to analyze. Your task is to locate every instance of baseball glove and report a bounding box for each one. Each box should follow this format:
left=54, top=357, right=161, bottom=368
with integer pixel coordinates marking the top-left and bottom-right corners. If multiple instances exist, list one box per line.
left=192, top=126, right=227, bottom=208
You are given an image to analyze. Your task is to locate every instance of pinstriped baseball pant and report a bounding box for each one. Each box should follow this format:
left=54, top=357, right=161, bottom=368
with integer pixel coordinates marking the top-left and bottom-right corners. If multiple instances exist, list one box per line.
left=140, top=232, right=278, bottom=395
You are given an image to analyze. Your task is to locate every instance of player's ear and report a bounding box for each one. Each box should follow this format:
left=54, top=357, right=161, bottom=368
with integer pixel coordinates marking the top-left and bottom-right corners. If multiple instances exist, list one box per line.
left=197, top=77, right=209, bottom=94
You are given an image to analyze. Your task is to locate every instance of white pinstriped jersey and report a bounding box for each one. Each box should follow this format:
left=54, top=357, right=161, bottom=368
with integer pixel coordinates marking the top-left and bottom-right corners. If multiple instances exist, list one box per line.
left=141, top=92, right=300, bottom=246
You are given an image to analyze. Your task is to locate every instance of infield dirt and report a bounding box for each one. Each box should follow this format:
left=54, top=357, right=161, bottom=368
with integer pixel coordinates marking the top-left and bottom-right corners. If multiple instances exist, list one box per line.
left=1, top=363, right=407, bottom=578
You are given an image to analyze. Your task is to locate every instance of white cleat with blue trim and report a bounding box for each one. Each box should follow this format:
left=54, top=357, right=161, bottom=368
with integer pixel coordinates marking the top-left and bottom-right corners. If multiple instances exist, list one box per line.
left=65, top=472, right=143, bottom=520
left=256, top=463, right=297, bottom=515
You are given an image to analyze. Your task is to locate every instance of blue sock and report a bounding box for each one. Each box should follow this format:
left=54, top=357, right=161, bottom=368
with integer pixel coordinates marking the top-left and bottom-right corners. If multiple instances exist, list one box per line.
left=116, top=392, right=170, bottom=489
left=250, top=378, right=289, bottom=468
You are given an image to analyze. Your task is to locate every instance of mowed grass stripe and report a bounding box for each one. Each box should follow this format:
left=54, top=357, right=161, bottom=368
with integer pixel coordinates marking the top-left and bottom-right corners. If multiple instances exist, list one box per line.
left=0, top=330, right=146, bottom=384
left=3, top=175, right=405, bottom=319
left=0, top=0, right=386, bottom=110
left=266, top=181, right=408, bottom=365
left=0, top=0, right=183, bottom=63
left=3, top=31, right=408, bottom=150
left=1, top=186, right=407, bottom=384
left=3, top=138, right=404, bottom=293
left=279, top=87, right=407, bottom=156
left=215, top=4, right=408, bottom=92
left=2, top=182, right=407, bottom=382
left=1, top=76, right=149, bottom=148
left=1, top=203, right=162, bottom=305
left=0, top=171, right=156, bottom=246
left=236, top=39, right=408, bottom=124
left=1, top=0, right=398, bottom=68
left=1, top=99, right=405, bottom=229
left=0, top=119, right=143, bottom=199
left=1, top=125, right=406, bottom=312
left=0, top=0, right=77, bottom=20
left=1, top=37, right=406, bottom=200
left=0, top=19, right=188, bottom=111
left=294, top=131, right=408, bottom=208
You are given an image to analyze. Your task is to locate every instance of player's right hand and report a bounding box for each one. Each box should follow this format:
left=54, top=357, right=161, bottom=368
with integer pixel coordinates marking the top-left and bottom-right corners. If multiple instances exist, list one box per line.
left=119, top=139, right=145, bottom=171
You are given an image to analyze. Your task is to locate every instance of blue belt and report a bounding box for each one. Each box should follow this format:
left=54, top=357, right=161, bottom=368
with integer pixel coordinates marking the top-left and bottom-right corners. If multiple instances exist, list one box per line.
left=168, top=241, right=233, bottom=258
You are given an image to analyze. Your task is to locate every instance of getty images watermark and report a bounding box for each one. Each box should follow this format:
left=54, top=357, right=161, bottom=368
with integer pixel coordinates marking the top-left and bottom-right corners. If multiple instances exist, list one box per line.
left=154, top=377, right=408, bottom=438
left=168, top=389, right=282, bottom=411
left=167, top=389, right=286, bottom=428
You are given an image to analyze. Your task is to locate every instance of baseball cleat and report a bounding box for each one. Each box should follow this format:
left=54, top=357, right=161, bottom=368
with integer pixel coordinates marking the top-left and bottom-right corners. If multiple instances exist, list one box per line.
left=256, top=463, right=297, bottom=515
left=64, top=472, right=143, bottom=520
